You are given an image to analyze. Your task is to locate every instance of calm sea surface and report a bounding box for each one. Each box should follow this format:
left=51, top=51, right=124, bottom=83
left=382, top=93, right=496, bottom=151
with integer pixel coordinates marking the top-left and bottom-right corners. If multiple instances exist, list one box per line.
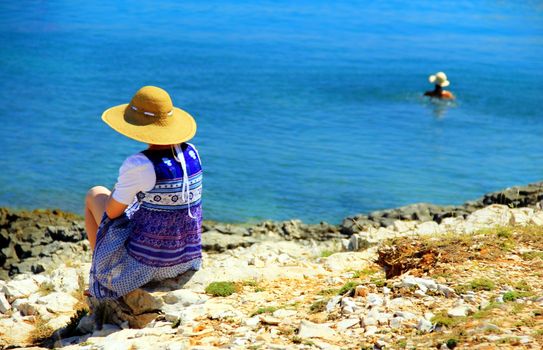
left=1, top=1, right=542, bottom=223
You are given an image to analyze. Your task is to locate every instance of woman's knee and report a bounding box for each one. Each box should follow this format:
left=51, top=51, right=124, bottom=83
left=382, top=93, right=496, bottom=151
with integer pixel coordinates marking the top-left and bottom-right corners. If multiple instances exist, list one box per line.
left=85, top=186, right=111, bottom=207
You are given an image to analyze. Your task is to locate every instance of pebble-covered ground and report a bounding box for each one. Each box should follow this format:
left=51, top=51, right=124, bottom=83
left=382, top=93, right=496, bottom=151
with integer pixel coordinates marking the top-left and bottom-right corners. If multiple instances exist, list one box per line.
left=1, top=204, right=543, bottom=350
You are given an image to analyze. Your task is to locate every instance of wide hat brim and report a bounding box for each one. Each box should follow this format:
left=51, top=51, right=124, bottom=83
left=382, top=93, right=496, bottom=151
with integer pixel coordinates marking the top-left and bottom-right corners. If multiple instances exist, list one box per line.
left=429, top=75, right=450, bottom=87
left=102, top=104, right=197, bottom=145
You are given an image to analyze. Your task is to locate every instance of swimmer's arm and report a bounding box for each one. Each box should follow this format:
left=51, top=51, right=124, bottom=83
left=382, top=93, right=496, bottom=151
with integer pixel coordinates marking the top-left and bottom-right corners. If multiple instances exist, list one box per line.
left=105, top=197, right=128, bottom=219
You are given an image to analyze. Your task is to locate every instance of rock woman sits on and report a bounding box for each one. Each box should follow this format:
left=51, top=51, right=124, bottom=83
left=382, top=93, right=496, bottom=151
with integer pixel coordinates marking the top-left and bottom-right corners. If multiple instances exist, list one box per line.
left=84, top=86, right=203, bottom=327
left=424, top=71, right=455, bottom=100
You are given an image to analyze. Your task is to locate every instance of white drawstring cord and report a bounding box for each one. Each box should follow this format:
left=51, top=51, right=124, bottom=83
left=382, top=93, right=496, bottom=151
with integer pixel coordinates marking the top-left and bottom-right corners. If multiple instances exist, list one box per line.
left=172, top=144, right=196, bottom=219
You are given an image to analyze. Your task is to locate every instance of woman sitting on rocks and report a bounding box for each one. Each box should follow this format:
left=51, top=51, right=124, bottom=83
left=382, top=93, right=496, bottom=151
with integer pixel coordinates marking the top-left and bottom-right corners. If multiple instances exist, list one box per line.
left=85, top=86, right=203, bottom=299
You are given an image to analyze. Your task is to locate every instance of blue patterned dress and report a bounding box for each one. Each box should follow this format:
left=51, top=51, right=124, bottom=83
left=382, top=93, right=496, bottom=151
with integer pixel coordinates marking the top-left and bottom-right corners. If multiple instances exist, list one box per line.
left=89, top=143, right=202, bottom=299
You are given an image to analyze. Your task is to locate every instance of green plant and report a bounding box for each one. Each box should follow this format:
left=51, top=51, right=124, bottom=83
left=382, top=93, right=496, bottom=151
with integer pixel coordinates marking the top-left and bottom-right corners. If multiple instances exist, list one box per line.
left=431, top=313, right=464, bottom=328
left=521, top=251, right=543, bottom=260
left=469, top=278, right=495, bottom=291
left=320, top=250, right=334, bottom=258
left=338, top=281, right=359, bottom=295
left=446, top=338, right=458, bottom=348
left=242, top=279, right=258, bottom=287
left=317, top=288, right=339, bottom=296
left=205, top=281, right=237, bottom=297
left=309, top=299, right=328, bottom=313
left=503, top=290, right=532, bottom=302
left=514, top=280, right=531, bottom=291
left=495, top=227, right=513, bottom=239
left=251, top=306, right=279, bottom=316
left=397, top=340, right=407, bottom=348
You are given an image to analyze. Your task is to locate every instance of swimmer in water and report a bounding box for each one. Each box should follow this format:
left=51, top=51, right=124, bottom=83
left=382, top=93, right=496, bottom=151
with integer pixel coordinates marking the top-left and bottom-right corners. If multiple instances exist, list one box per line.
left=424, top=72, right=455, bottom=100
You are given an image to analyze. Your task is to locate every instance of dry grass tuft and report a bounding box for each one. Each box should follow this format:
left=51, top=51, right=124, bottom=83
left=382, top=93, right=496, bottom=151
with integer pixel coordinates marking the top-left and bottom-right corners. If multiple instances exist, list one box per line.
left=27, top=315, right=54, bottom=344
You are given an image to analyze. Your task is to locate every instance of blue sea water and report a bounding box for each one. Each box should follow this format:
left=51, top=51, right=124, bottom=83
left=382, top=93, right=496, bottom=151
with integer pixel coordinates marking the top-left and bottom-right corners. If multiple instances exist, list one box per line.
left=0, top=1, right=542, bottom=224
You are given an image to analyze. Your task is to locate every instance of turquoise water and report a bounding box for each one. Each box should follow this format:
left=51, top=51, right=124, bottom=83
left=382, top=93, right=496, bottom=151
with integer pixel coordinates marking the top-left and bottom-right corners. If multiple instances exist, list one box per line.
left=0, top=1, right=542, bottom=223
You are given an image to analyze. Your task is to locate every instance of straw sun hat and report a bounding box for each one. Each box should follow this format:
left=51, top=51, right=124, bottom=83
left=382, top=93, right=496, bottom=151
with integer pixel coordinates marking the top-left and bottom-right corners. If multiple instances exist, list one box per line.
left=101, top=86, right=196, bottom=145
left=428, top=72, right=450, bottom=87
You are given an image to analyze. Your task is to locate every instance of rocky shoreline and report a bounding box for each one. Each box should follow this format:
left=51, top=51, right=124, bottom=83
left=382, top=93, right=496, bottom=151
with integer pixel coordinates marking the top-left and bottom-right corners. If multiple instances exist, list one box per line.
left=1, top=182, right=542, bottom=349
left=2, top=181, right=543, bottom=279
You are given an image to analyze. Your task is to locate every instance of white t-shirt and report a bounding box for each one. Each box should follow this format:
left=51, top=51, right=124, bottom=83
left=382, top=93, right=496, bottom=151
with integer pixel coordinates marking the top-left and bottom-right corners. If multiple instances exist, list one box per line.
left=111, top=153, right=156, bottom=205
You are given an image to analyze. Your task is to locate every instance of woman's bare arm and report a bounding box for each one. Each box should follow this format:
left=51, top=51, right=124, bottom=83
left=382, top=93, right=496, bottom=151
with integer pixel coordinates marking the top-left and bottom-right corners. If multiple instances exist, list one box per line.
left=105, top=196, right=128, bottom=219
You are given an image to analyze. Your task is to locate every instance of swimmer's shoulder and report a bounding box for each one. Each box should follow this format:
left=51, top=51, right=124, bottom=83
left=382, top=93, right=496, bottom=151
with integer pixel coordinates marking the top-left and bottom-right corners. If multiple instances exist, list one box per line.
left=441, top=91, right=455, bottom=99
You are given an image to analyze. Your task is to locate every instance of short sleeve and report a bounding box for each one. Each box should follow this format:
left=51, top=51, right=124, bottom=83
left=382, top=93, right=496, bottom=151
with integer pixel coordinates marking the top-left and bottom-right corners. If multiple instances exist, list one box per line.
left=111, top=153, right=156, bottom=205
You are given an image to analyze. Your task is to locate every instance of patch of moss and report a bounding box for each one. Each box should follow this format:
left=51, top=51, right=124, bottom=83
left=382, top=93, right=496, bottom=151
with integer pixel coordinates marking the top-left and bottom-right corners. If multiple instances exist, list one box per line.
left=514, top=280, right=532, bottom=292
left=370, top=278, right=386, bottom=288
left=431, top=313, right=465, bottom=328
left=242, top=279, right=258, bottom=287
left=318, top=288, right=339, bottom=296
left=338, top=281, right=359, bottom=295
left=521, top=251, right=543, bottom=260
left=309, top=299, right=328, bottom=313
left=320, top=250, right=334, bottom=258
left=250, top=306, right=279, bottom=317
left=205, top=281, right=237, bottom=297
left=503, top=290, right=532, bottom=302
left=495, top=227, right=513, bottom=239
left=397, top=340, right=407, bottom=348
left=469, top=278, right=495, bottom=291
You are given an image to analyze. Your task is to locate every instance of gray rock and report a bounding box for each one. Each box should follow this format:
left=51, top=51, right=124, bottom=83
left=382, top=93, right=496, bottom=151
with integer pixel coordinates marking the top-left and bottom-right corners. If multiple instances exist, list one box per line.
left=366, top=293, right=384, bottom=307
left=326, top=296, right=342, bottom=312
left=76, top=315, right=95, bottom=334
left=201, top=231, right=256, bottom=252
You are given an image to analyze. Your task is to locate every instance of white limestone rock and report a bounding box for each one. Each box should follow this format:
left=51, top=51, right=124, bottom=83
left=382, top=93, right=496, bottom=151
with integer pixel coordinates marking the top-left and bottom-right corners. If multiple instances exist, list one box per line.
left=465, top=205, right=512, bottom=230
left=37, top=292, right=79, bottom=313
left=336, top=318, right=360, bottom=329
left=50, top=267, right=81, bottom=293
left=323, top=251, right=375, bottom=272
left=0, top=317, right=34, bottom=347
left=417, top=318, right=433, bottom=332
left=0, top=293, right=10, bottom=313
left=529, top=211, right=543, bottom=225
left=391, top=220, right=418, bottom=233
left=447, top=305, right=469, bottom=317
left=510, top=208, right=534, bottom=226
left=273, top=308, right=297, bottom=318
left=439, top=217, right=466, bottom=234
left=298, top=320, right=338, bottom=341
left=415, top=221, right=442, bottom=236
left=47, top=314, right=72, bottom=330
left=162, top=289, right=209, bottom=306
left=2, top=279, right=39, bottom=301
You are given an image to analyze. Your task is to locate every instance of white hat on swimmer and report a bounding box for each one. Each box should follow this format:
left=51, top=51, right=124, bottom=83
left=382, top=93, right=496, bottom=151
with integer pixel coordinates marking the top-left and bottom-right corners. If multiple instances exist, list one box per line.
left=428, top=72, right=450, bottom=87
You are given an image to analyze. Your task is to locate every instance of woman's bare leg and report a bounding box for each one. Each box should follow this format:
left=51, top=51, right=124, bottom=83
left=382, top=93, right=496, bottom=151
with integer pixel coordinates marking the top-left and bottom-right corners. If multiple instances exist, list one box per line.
left=85, top=186, right=111, bottom=250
